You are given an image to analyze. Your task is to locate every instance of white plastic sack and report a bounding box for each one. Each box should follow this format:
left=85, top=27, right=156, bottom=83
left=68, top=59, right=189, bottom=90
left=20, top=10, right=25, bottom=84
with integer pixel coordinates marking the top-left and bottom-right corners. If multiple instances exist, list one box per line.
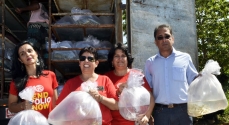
left=48, top=81, right=102, bottom=125
left=8, top=110, right=49, bottom=125
left=8, top=87, right=49, bottom=125
left=52, top=40, right=78, bottom=60
left=188, top=59, right=228, bottom=117
left=97, top=40, right=112, bottom=59
left=119, top=69, right=150, bottom=121
left=72, top=41, right=92, bottom=56
left=71, top=7, right=101, bottom=25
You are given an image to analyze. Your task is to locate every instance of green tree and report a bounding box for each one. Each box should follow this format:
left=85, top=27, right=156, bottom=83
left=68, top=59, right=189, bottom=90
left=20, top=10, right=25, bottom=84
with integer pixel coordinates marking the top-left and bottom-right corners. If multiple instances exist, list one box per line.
left=196, top=0, right=229, bottom=123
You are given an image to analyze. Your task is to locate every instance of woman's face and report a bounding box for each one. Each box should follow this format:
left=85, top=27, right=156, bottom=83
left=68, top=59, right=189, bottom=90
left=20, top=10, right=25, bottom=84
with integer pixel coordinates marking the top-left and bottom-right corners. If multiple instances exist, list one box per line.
left=18, top=44, right=38, bottom=66
left=79, top=52, right=99, bottom=74
left=112, top=49, right=128, bottom=70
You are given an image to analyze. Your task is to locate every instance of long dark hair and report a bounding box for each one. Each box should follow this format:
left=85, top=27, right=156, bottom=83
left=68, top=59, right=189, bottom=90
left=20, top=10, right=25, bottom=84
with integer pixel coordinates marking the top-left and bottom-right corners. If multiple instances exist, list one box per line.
left=11, top=41, right=45, bottom=100
left=108, top=43, right=134, bottom=70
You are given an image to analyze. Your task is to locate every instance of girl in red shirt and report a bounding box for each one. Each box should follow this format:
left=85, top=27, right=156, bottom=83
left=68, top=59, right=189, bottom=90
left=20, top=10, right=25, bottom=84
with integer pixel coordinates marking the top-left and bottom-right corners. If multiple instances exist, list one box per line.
left=8, top=41, right=58, bottom=118
left=56, top=47, right=119, bottom=125
left=105, top=43, right=155, bottom=125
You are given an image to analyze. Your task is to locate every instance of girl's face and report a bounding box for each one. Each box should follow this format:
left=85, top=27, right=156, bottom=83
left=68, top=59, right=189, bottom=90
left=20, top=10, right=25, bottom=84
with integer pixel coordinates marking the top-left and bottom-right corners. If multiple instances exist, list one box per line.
left=79, top=52, right=99, bottom=74
left=18, top=44, right=38, bottom=66
left=112, top=49, right=128, bottom=70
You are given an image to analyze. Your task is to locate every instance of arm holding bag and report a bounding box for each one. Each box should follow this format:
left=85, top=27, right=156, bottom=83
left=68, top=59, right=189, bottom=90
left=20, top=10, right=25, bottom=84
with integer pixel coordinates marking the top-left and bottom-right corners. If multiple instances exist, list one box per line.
left=48, top=81, right=102, bottom=125
left=119, top=69, right=150, bottom=121
left=8, top=87, right=49, bottom=125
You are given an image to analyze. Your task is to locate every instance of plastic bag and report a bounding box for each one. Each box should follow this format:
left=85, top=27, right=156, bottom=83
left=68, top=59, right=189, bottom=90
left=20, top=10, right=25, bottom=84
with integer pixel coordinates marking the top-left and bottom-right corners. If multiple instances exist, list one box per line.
left=97, top=40, right=112, bottom=59
left=119, top=69, right=150, bottom=121
left=72, top=40, right=92, bottom=56
left=52, top=40, right=78, bottom=60
left=19, top=86, right=35, bottom=102
left=48, top=81, right=102, bottom=125
left=8, top=110, right=49, bottom=125
left=55, top=15, right=75, bottom=25
left=188, top=59, right=228, bottom=117
left=71, top=7, right=101, bottom=25
left=8, top=87, right=49, bottom=125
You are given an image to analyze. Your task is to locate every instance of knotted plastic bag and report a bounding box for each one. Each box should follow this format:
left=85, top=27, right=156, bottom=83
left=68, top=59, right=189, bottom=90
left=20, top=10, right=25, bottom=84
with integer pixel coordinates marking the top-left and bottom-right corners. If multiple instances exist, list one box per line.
left=48, top=81, right=102, bottom=125
left=8, top=87, right=49, bottom=125
left=188, top=59, right=228, bottom=117
left=119, top=69, right=150, bottom=121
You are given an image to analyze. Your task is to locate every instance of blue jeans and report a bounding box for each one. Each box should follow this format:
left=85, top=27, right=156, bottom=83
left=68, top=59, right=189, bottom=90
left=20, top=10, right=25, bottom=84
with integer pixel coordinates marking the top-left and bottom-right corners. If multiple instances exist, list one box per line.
left=153, top=104, right=193, bottom=125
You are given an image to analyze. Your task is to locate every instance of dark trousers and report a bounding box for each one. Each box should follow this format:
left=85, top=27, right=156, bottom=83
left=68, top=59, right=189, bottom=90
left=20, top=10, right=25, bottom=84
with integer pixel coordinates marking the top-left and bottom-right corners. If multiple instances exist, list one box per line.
left=153, top=104, right=193, bottom=125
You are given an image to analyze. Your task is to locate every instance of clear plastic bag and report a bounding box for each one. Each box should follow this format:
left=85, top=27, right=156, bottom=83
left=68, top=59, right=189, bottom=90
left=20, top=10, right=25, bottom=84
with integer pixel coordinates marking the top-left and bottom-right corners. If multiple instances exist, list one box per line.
left=119, top=69, right=150, bottom=121
left=55, top=15, right=75, bottom=25
left=71, top=7, right=101, bottom=25
left=8, top=87, right=49, bottom=125
left=97, top=40, right=112, bottom=59
left=48, top=81, right=102, bottom=125
left=52, top=40, right=78, bottom=60
left=8, top=110, right=49, bottom=125
left=188, top=59, right=228, bottom=117
left=72, top=40, right=92, bottom=56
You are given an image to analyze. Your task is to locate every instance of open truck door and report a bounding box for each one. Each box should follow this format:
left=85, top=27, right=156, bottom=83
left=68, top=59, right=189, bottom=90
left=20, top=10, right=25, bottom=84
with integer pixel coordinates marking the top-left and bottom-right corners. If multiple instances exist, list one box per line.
left=127, top=0, right=198, bottom=69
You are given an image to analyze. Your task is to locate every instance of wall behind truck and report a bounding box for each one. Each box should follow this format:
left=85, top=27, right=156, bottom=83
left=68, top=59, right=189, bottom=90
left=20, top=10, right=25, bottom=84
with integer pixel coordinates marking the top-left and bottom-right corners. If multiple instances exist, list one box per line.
left=129, top=0, right=198, bottom=71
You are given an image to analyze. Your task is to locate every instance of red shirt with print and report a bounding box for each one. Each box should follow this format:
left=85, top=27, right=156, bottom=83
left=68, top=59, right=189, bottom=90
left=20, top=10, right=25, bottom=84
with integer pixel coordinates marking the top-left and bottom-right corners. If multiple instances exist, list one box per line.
left=9, top=71, right=58, bottom=118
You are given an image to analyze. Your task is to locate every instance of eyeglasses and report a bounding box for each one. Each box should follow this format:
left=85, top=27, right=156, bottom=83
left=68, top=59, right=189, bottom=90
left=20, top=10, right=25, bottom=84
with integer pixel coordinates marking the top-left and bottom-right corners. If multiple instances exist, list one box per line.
left=157, top=35, right=171, bottom=40
left=79, top=56, right=95, bottom=62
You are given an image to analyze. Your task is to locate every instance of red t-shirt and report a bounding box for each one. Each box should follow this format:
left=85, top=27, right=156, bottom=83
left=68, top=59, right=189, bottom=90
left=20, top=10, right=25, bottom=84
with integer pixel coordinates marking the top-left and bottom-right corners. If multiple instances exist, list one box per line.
left=105, top=70, right=151, bottom=125
left=56, top=75, right=117, bottom=125
left=9, top=71, right=58, bottom=118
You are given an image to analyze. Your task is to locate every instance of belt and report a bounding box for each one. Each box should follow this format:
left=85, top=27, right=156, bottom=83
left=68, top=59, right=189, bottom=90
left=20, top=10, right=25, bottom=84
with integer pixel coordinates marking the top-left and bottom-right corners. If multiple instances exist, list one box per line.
left=155, top=103, right=187, bottom=108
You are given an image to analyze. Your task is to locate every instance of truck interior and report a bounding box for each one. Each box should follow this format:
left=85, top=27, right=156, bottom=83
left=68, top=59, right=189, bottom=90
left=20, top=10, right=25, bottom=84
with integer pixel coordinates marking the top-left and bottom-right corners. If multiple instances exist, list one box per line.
left=0, top=0, right=124, bottom=124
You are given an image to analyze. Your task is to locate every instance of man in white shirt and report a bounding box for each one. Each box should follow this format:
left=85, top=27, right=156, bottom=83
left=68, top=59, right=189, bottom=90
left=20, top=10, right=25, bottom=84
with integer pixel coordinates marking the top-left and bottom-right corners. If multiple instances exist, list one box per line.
left=144, top=24, right=198, bottom=125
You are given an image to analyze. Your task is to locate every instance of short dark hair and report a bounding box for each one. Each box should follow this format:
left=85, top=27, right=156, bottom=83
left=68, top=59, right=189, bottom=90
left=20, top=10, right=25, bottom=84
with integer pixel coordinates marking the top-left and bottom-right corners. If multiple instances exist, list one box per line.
left=154, top=24, right=173, bottom=39
left=79, top=46, right=98, bottom=60
left=108, top=43, right=134, bottom=70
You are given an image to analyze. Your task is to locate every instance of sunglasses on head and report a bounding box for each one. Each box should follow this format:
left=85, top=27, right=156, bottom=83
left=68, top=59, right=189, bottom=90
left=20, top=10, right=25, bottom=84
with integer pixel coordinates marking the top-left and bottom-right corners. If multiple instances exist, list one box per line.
left=157, top=35, right=171, bottom=40
left=79, top=56, right=95, bottom=62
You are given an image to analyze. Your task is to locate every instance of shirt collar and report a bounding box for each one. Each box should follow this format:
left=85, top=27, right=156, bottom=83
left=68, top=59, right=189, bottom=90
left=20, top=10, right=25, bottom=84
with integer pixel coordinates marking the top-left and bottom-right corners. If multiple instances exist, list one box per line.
left=156, top=47, right=176, bottom=58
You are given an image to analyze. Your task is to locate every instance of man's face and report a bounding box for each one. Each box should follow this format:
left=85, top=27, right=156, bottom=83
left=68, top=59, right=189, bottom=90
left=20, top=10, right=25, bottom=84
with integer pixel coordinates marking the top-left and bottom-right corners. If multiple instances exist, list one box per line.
left=154, top=27, right=174, bottom=52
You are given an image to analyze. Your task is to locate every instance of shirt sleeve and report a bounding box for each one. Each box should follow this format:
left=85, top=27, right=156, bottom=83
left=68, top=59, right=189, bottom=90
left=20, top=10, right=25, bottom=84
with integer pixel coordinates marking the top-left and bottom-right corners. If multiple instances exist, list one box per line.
left=186, top=55, right=198, bottom=84
left=9, top=81, right=18, bottom=95
left=143, top=77, right=151, bottom=91
left=144, top=59, right=153, bottom=88
left=56, top=80, right=71, bottom=105
left=50, top=71, right=59, bottom=89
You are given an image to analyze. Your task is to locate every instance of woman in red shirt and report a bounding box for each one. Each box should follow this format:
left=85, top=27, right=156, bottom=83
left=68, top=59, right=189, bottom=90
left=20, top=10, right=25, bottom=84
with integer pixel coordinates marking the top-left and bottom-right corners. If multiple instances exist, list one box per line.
left=56, top=47, right=119, bottom=125
left=105, top=43, right=155, bottom=125
left=8, top=41, right=58, bottom=118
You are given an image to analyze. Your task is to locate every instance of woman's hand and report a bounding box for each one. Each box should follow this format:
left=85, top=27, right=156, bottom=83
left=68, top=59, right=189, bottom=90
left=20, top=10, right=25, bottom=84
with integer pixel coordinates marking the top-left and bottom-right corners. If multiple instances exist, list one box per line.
left=20, top=100, right=33, bottom=110
left=89, top=89, right=102, bottom=102
left=136, top=114, right=152, bottom=125
left=15, top=8, right=22, bottom=14
left=117, top=82, right=127, bottom=96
